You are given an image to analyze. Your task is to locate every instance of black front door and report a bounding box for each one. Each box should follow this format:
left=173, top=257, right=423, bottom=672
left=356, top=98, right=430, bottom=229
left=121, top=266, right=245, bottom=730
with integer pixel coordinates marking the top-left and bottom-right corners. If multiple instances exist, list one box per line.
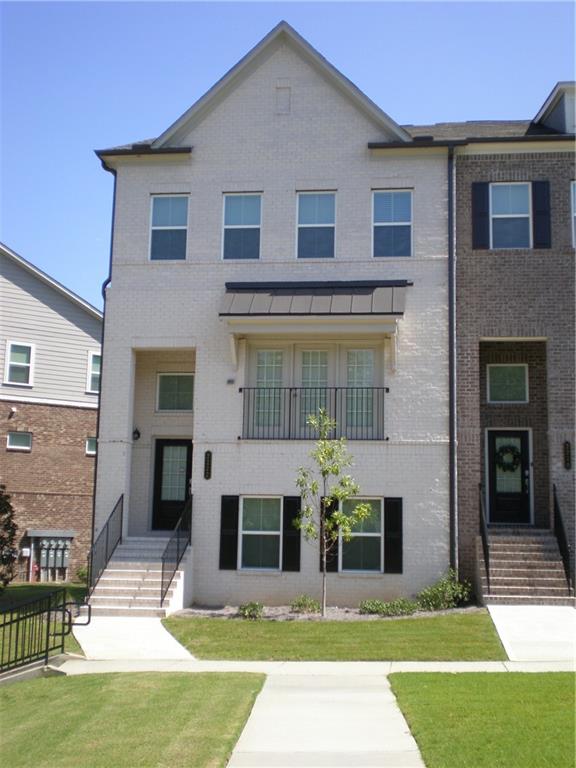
left=488, top=430, right=531, bottom=524
left=152, top=439, right=192, bottom=530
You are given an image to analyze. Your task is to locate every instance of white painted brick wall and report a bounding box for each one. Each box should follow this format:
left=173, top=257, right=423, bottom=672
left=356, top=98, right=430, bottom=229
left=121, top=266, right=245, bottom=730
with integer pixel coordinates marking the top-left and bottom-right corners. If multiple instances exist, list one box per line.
left=95, top=42, right=450, bottom=605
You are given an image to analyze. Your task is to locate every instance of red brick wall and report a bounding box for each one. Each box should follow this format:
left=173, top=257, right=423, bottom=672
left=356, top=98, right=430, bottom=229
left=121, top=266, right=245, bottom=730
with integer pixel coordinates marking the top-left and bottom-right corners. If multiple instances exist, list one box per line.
left=0, top=401, right=97, bottom=580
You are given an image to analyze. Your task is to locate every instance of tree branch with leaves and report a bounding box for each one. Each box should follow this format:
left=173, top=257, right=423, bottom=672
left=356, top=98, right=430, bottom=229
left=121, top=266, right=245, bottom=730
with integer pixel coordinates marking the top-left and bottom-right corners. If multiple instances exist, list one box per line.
left=0, top=484, right=18, bottom=593
left=295, top=409, right=370, bottom=617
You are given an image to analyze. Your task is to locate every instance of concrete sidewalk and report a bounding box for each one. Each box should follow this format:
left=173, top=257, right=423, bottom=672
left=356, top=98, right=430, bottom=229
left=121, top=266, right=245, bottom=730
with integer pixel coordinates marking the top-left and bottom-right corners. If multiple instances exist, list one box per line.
left=72, top=617, right=193, bottom=660
left=227, top=674, right=425, bottom=768
left=488, top=605, right=576, bottom=661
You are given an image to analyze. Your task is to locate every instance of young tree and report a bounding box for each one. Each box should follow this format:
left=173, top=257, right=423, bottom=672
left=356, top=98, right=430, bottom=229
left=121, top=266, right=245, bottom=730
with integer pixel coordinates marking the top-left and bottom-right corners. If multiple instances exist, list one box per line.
left=295, top=409, right=370, bottom=617
left=0, top=484, right=18, bottom=593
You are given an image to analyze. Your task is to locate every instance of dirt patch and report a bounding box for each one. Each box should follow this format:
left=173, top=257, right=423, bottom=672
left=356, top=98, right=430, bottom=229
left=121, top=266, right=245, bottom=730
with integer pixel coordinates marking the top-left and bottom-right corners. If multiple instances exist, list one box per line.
left=173, top=604, right=484, bottom=622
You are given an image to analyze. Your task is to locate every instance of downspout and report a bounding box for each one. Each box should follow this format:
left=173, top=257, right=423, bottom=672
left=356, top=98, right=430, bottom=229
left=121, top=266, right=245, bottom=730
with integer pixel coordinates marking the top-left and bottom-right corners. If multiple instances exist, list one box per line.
left=448, top=145, right=458, bottom=572
left=89, top=160, right=117, bottom=551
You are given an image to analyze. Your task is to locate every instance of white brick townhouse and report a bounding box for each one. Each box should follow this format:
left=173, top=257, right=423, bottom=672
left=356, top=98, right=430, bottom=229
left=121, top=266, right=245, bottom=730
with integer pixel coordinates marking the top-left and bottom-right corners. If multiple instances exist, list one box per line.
left=92, top=22, right=452, bottom=611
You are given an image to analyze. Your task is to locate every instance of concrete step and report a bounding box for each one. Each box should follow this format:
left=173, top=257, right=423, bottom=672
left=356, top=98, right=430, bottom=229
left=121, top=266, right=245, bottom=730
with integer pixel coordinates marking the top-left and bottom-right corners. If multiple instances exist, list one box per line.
left=490, top=551, right=562, bottom=563
left=106, top=562, right=164, bottom=571
left=85, top=606, right=167, bottom=618
left=89, top=596, right=163, bottom=608
left=91, top=587, right=174, bottom=599
left=484, top=595, right=576, bottom=607
left=482, top=577, right=569, bottom=589
left=486, top=585, right=571, bottom=597
left=489, top=565, right=565, bottom=575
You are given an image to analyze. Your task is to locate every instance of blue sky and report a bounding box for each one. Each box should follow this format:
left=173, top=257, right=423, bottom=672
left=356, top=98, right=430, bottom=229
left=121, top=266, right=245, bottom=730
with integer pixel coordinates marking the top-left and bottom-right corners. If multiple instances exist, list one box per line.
left=1, top=1, right=574, bottom=309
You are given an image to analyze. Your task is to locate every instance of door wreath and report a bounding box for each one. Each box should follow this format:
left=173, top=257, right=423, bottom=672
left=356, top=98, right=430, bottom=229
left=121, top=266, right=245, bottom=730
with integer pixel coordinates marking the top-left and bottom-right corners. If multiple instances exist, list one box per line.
left=494, top=444, right=522, bottom=472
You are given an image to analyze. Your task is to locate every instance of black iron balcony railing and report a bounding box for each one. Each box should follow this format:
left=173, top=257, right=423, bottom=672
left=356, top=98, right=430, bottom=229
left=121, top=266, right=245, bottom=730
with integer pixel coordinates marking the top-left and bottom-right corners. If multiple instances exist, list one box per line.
left=240, top=387, right=388, bottom=440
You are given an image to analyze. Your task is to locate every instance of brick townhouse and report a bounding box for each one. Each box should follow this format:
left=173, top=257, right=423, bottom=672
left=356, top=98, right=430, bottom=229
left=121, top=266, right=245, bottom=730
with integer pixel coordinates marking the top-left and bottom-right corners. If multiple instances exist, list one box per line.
left=89, top=22, right=574, bottom=615
left=0, top=243, right=102, bottom=582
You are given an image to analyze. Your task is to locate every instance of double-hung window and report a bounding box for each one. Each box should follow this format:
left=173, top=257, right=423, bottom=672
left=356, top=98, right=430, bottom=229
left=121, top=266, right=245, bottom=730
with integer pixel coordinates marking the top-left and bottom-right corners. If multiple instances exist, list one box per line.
left=157, top=373, right=194, bottom=411
left=7, top=431, right=32, bottom=451
left=490, top=183, right=531, bottom=249
left=223, top=194, right=261, bottom=260
left=240, top=497, right=282, bottom=569
left=340, top=498, right=383, bottom=572
left=150, top=196, right=188, bottom=261
left=85, top=437, right=97, bottom=456
left=487, top=364, right=528, bottom=404
left=87, top=352, right=101, bottom=394
left=373, top=191, right=412, bottom=257
left=4, top=342, right=34, bottom=386
left=297, top=192, right=335, bottom=259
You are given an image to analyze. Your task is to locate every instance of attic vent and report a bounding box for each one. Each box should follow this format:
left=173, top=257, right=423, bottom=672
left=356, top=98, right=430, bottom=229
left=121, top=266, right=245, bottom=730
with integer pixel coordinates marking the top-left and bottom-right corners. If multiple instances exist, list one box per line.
left=276, top=79, right=291, bottom=115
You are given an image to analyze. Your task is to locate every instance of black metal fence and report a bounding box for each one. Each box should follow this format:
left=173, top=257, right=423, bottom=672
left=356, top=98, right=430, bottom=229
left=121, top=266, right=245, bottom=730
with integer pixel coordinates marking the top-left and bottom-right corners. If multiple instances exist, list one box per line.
left=479, top=484, right=491, bottom=594
left=160, top=497, right=192, bottom=606
left=88, top=494, right=123, bottom=593
left=241, top=387, right=387, bottom=440
left=553, top=484, right=574, bottom=592
left=0, top=589, right=71, bottom=673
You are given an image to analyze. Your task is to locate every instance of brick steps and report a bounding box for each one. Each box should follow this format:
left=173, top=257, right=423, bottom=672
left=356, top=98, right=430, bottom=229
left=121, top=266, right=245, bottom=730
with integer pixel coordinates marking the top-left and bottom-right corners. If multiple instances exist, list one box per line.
left=478, top=528, right=573, bottom=606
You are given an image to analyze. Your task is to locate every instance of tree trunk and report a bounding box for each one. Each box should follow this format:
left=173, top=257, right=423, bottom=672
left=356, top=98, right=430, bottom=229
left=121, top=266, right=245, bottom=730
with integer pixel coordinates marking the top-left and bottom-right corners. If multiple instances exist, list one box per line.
left=321, top=536, right=327, bottom=618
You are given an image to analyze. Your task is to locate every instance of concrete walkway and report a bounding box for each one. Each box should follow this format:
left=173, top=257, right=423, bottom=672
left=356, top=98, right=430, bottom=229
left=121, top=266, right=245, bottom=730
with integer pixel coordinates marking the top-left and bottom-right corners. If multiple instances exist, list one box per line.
left=227, top=674, right=425, bottom=768
left=72, top=617, right=193, bottom=660
left=488, top=605, right=576, bottom=661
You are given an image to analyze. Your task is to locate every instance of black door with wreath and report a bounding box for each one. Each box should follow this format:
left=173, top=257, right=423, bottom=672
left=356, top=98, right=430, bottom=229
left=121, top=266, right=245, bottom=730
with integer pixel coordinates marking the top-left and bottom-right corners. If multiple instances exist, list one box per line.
left=487, top=430, right=531, bottom=525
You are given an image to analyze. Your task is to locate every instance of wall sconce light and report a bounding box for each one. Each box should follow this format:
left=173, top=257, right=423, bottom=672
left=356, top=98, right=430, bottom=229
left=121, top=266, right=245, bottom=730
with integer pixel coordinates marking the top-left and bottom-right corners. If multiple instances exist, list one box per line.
left=8, top=407, right=17, bottom=419
left=563, top=441, right=571, bottom=471
left=204, top=450, right=212, bottom=479
left=132, top=428, right=141, bottom=441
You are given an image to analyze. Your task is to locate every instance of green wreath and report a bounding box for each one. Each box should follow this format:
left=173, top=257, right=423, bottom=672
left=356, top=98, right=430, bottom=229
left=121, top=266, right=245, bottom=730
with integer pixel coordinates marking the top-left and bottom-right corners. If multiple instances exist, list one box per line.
left=495, top=444, right=522, bottom=473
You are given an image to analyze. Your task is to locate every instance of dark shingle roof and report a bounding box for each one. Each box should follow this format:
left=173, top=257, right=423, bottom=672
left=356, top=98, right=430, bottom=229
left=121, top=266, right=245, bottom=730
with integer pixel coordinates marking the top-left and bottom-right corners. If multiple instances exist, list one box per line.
left=402, top=120, right=560, bottom=141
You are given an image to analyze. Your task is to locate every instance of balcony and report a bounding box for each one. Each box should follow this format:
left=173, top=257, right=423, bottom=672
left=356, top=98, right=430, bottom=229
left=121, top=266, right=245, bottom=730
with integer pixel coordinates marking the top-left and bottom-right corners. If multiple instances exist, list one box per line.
left=240, top=387, right=388, bottom=440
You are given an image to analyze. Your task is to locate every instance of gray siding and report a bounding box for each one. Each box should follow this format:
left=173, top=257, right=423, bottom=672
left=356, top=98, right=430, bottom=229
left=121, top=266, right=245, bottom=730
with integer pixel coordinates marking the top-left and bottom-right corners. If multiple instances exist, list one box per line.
left=0, top=253, right=102, bottom=405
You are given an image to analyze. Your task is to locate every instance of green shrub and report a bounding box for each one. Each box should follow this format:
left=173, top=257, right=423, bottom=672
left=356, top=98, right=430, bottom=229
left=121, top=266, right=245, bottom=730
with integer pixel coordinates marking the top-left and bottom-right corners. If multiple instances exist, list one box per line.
left=359, top=599, right=387, bottom=615
left=75, top=565, right=88, bottom=584
left=359, top=598, right=418, bottom=616
left=290, top=594, right=321, bottom=614
left=238, top=601, right=263, bottom=620
left=417, top=569, right=472, bottom=611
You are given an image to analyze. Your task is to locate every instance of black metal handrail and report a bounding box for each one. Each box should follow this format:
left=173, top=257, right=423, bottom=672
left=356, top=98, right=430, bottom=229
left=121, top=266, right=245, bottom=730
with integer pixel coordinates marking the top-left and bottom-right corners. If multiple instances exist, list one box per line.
left=553, top=484, right=574, bottom=592
left=0, top=588, right=71, bottom=673
left=88, top=494, right=123, bottom=594
left=240, top=387, right=388, bottom=440
left=160, top=496, right=192, bottom=607
left=479, top=484, right=490, bottom=593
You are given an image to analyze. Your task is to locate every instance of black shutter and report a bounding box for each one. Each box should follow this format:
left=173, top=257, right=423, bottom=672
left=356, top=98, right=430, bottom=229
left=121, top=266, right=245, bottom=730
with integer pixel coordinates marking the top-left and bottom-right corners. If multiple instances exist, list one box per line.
left=282, top=496, right=301, bottom=572
left=219, top=496, right=239, bottom=570
left=384, top=497, right=403, bottom=574
left=532, top=181, right=551, bottom=249
left=471, top=182, right=490, bottom=249
left=319, top=497, right=338, bottom=572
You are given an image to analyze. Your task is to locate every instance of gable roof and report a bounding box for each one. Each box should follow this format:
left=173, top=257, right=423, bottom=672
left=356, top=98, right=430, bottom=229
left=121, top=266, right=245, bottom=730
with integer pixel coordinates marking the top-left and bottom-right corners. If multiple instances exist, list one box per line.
left=534, top=81, right=575, bottom=125
left=151, top=21, right=411, bottom=147
left=0, top=242, right=103, bottom=322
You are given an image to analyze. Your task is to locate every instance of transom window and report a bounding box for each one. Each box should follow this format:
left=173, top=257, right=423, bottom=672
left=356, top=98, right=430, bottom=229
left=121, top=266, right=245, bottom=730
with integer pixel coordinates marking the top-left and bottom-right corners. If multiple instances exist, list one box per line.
left=7, top=431, right=32, bottom=451
left=373, top=191, right=412, bottom=257
left=223, top=194, right=261, bottom=260
left=157, top=374, right=194, bottom=411
left=85, top=437, right=97, bottom=456
left=87, top=352, right=101, bottom=394
left=487, top=365, right=528, bottom=403
left=297, top=192, right=335, bottom=259
left=5, top=342, right=33, bottom=386
left=340, top=498, right=383, bottom=572
left=239, top=497, right=282, bottom=569
left=490, top=183, right=531, bottom=249
left=150, top=196, right=188, bottom=261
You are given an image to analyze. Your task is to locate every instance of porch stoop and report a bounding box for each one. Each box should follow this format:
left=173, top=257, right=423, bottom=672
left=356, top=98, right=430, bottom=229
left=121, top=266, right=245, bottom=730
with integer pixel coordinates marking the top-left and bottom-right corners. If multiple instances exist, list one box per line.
left=88, top=538, right=180, bottom=617
left=478, top=528, right=575, bottom=607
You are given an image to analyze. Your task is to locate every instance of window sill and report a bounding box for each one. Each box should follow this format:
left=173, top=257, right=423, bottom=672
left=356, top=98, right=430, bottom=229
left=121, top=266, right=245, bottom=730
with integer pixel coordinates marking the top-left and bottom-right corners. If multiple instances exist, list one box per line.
left=336, top=571, right=386, bottom=578
left=3, top=381, right=33, bottom=388
left=7, top=447, right=31, bottom=453
left=236, top=569, right=282, bottom=576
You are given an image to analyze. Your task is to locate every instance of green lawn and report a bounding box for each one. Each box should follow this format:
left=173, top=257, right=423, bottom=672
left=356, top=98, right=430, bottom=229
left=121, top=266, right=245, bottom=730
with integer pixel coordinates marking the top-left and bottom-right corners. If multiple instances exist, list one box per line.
left=1, top=583, right=86, bottom=658
left=390, top=673, right=576, bottom=768
left=0, top=673, right=264, bottom=768
left=163, top=611, right=506, bottom=660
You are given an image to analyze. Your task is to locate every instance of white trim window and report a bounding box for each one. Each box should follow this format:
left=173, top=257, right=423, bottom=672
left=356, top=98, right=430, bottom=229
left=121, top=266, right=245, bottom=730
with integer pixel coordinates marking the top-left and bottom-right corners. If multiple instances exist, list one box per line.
left=490, top=183, right=531, bottom=249
left=223, top=194, right=261, bottom=260
left=571, top=181, right=576, bottom=247
left=86, top=352, right=101, bottom=394
left=373, top=190, right=412, bottom=257
left=157, top=373, right=194, bottom=412
left=150, top=195, right=188, bottom=261
left=340, top=498, right=383, bottom=572
left=7, top=431, right=32, bottom=451
left=297, top=192, right=335, bottom=259
left=85, top=437, right=97, bottom=456
left=487, top=364, right=529, bottom=404
left=239, top=496, right=282, bottom=570
left=4, top=342, right=34, bottom=386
